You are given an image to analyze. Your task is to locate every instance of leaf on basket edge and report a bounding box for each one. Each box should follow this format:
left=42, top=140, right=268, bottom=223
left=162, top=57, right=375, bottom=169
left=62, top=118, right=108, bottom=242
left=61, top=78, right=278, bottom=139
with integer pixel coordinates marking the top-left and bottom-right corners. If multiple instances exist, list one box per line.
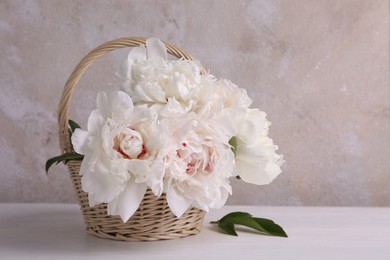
left=45, top=152, right=84, bottom=174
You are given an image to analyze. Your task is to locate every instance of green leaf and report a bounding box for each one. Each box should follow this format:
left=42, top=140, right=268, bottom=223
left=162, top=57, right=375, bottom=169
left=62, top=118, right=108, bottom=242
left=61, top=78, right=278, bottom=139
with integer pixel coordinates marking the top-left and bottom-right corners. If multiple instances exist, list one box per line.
left=211, top=211, right=288, bottom=238
left=45, top=152, right=84, bottom=174
left=218, top=220, right=238, bottom=236
left=228, top=136, right=237, bottom=157
left=219, top=211, right=252, bottom=222
left=253, top=217, right=288, bottom=237
left=46, top=119, right=83, bottom=174
left=68, top=119, right=81, bottom=134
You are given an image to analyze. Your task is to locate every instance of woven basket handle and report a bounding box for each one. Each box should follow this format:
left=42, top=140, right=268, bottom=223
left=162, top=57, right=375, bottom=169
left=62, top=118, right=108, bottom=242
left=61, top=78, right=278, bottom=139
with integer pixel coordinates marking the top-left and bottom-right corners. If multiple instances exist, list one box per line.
left=58, top=37, right=195, bottom=153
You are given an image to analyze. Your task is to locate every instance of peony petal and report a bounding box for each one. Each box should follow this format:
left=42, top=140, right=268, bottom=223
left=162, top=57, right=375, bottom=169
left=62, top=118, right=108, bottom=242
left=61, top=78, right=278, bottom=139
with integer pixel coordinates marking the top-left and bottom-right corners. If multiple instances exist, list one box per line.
left=87, top=192, right=99, bottom=207
left=236, top=160, right=265, bottom=185
left=81, top=166, right=125, bottom=203
left=166, top=186, right=193, bottom=218
left=148, top=160, right=165, bottom=197
left=128, top=44, right=146, bottom=62
left=146, top=38, right=167, bottom=60
left=126, top=45, right=146, bottom=81
left=78, top=153, right=92, bottom=176
left=236, top=142, right=268, bottom=161
left=108, top=91, right=134, bottom=114
left=146, top=84, right=166, bottom=103
left=127, top=160, right=151, bottom=183
left=160, top=98, right=185, bottom=117
left=238, top=109, right=269, bottom=143
left=236, top=158, right=281, bottom=185
left=213, top=186, right=231, bottom=209
left=132, top=84, right=158, bottom=103
left=87, top=110, right=104, bottom=135
left=71, top=128, right=90, bottom=155
left=96, top=92, right=109, bottom=118
left=209, top=113, right=237, bottom=141
left=265, top=160, right=282, bottom=182
left=107, top=181, right=148, bottom=222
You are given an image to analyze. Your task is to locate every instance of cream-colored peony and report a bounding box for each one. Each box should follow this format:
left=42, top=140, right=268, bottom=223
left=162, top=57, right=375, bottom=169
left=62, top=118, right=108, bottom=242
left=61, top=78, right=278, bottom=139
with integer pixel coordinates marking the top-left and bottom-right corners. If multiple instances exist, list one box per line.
left=122, top=38, right=216, bottom=118
left=71, top=91, right=166, bottom=222
left=210, top=79, right=253, bottom=113
left=234, top=109, right=283, bottom=185
left=162, top=115, right=236, bottom=217
left=69, top=38, right=284, bottom=222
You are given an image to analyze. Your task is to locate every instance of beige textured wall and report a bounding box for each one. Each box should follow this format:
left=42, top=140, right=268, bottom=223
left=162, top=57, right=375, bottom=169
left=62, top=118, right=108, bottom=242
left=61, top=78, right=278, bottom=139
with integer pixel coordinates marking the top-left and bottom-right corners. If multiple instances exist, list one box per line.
left=0, top=0, right=388, bottom=206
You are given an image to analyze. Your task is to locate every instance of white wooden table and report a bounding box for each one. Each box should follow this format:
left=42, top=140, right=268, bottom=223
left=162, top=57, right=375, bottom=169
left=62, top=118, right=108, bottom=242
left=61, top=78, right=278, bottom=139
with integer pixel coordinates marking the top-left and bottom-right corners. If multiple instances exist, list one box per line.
left=0, top=203, right=389, bottom=259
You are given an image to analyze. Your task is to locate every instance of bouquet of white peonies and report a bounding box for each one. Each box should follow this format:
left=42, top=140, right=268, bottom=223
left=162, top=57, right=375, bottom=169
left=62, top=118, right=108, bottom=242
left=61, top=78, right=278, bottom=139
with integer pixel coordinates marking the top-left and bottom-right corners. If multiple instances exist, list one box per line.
left=47, top=37, right=286, bottom=241
left=69, top=38, right=283, bottom=222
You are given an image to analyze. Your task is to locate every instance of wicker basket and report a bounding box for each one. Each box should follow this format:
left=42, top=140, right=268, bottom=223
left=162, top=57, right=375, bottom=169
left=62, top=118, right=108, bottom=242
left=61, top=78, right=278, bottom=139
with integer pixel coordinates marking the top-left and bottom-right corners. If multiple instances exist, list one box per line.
left=57, top=37, right=205, bottom=241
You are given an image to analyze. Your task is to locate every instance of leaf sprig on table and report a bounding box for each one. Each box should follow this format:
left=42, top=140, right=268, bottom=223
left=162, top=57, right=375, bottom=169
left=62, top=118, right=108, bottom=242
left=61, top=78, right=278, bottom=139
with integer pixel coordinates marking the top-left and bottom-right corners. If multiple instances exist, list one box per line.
left=211, top=211, right=288, bottom=237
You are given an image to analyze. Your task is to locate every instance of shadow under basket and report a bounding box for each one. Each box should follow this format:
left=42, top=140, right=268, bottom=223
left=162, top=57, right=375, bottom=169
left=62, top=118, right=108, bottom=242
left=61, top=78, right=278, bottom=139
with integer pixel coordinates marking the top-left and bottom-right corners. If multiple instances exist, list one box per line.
left=67, top=161, right=205, bottom=241
left=57, top=38, right=206, bottom=242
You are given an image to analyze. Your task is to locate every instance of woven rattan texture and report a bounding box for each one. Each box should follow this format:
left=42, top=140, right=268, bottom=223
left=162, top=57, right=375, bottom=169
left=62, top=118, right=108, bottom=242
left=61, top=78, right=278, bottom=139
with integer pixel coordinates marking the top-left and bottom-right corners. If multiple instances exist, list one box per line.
left=67, top=161, right=205, bottom=241
left=59, top=37, right=205, bottom=241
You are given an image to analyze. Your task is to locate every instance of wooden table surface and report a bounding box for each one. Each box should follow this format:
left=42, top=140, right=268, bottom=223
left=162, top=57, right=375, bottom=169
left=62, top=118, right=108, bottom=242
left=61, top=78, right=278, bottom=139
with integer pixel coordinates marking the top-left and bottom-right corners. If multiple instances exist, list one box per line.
left=0, top=203, right=389, bottom=259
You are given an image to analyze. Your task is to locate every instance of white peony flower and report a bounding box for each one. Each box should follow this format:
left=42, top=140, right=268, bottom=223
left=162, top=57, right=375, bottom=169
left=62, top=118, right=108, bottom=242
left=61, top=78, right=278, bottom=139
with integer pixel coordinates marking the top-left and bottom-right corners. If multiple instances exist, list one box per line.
left=67, top=38, right=284, bottom=222
left=234, top=109, right=283, bottom=185
left=210, top=79, right=253, bottom=113
left=195, top=79, right=253, bottom=137
left=71, top=91, right=166, bottom=222
left=162, top=116, right=235, bottom=217
left=122, top=38, right=217, bottom=117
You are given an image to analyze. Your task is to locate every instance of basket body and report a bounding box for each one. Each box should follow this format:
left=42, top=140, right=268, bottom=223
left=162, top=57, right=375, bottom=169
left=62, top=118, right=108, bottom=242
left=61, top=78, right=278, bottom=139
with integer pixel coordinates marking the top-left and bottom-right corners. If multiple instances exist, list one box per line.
left=58, top=38, right=206, bottom=241
left=66, top=160, right=205, bottom=241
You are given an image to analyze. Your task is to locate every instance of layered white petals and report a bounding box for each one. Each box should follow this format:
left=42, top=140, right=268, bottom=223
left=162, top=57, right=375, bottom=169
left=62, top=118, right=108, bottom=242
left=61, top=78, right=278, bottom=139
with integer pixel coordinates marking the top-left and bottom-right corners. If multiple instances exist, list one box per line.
left=122, top=38, right=212, bottom=118
left=235, top=109, right=283, bottom=185
left=71, top=38, right=283, bottom=222
left=71, top=128, right=89, bottom=155
left=81, top=162, right=128, bottom=204
left=211, top=79, right=252, bottom=113
left=163, top=117, right=235, bottom=217
left=71, top=91, right=166, bottom=222
left=107, top=181, right=148, bottom=222
left=166, top=185, right=193, bottom=218
left=146, top=37, right=167, bottom=60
